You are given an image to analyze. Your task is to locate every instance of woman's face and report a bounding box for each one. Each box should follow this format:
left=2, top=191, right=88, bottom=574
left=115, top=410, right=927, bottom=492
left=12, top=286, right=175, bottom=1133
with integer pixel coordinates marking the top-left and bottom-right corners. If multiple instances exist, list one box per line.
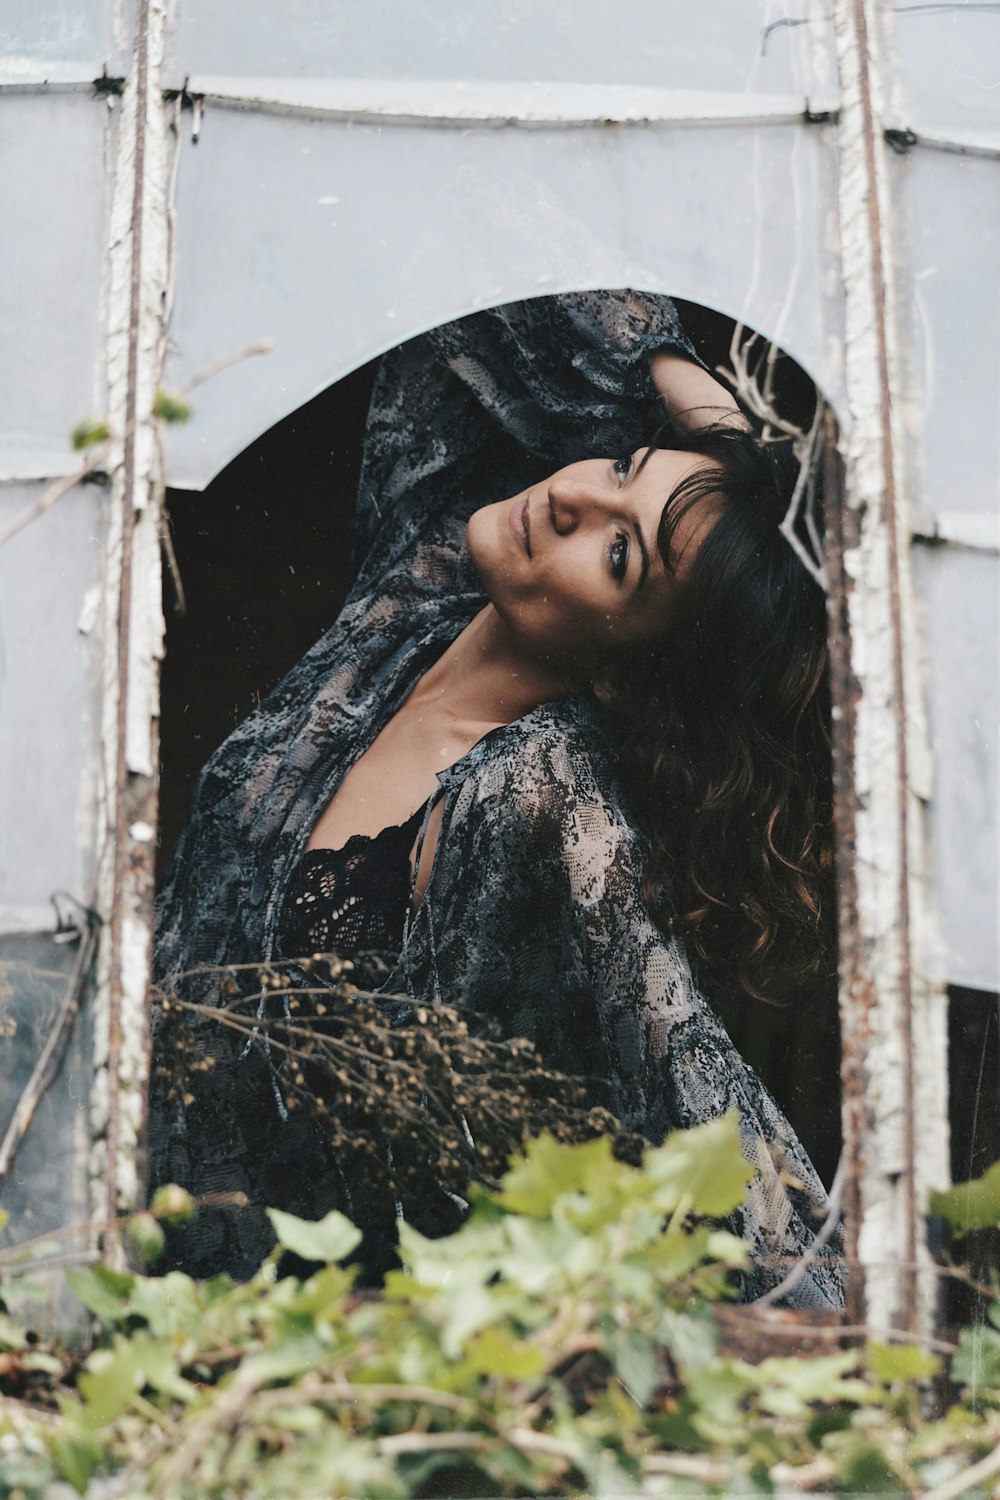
left=467, top=448, right=720, bottom=677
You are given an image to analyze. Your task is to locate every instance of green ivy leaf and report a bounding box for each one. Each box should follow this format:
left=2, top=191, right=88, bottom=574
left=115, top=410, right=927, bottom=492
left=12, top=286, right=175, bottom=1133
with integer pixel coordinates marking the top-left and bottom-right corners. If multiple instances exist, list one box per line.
left=656, top=1305, right=719, bottom=1370
left=952, top=1324, right=1000, bottom=1403
left=285, top=1263, right=356, bottom=1321
left=123, top=1330, right=197, bottom=1403
left=50, top=1424, right=105, bottom=1496
left=832, top=1436, right=905, bottom=1495
left=76, top=1345, right=143, bottom=1428
left=644, top=1112, right=754, bottom=1219
left=687, top=1359, right=759, bottom=1440
left=930, top=1161, right=1000, bottom=1233
left=240, top=1333, right=327, bottom=1386
left=66, top=1263, right=135, bottom=1324
left=497, top=1131, right=617, bottom=1217
left=267, top=1207, right=362, bottom=1265
left=606, top=1326, right=660, bottom=1408
left=868, top=1340, right=940, bottom=1384
left=752, top=1351, right=869, bottom=1418
left=461, top=1324, right=545, bottom=1381
left=0, top=1311, right=28, bottom=1351
left=128, top=1271, right=202, bottom=1338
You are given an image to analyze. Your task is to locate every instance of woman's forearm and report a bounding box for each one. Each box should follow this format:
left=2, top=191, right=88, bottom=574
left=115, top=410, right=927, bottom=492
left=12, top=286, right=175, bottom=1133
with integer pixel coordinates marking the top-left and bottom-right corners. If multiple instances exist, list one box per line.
left=648, top=349, right=747, bottom=432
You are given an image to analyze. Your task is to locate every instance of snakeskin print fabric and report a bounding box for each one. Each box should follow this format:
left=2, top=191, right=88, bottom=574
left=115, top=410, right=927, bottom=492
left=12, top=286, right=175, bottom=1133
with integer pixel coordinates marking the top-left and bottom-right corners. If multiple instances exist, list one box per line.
left=151, top=290, right=843, bottom=1308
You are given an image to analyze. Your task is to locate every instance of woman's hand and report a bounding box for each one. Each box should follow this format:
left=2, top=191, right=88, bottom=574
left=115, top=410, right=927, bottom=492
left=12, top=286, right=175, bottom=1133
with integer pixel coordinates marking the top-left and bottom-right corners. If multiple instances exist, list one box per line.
left=648, top=349, right=748, bottom=433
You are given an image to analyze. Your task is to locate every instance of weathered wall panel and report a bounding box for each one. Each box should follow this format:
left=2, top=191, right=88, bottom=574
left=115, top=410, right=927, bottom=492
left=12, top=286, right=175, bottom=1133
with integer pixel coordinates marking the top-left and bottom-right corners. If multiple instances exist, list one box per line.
left=0, top=0, right=132, bottom=82
left=0, top=933, right=94, bottom=1246
left=163, top=0, right=834, bottom=96
left=161, top=111, right=841, bottom=489
left=0, top=94, right=110, bottom=477
left=0, top=484, right=105, bottom=933
left=914, top=545, right=1000, bottom=991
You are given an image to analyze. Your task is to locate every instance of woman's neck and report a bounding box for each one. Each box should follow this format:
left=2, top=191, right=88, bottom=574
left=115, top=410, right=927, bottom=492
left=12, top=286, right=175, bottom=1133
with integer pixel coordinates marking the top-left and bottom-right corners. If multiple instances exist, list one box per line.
left=408, top=604, right=576, bottom=732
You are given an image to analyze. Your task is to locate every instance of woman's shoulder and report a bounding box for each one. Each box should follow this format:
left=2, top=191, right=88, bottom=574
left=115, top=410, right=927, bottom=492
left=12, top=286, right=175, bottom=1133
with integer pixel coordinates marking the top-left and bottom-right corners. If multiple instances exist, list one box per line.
left=453, top=698, right=641, bottom=846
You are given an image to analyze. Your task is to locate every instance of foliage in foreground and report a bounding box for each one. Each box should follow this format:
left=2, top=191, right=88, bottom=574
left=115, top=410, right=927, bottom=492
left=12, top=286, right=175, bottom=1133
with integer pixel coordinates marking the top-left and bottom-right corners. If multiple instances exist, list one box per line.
left=0, top=1116, right=998, bottom=1499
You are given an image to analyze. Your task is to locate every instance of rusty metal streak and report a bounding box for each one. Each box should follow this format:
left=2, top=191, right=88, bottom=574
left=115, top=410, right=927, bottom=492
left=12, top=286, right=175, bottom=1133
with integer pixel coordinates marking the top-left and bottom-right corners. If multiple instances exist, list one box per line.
left=823, top=411, right=867, bottom=1328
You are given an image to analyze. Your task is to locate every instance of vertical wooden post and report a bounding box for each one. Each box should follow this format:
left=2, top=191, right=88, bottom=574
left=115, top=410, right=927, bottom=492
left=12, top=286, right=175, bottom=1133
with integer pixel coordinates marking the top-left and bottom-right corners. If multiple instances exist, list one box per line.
left=91, top=0, right=171, bottom=1251
left=830, top=0, right=949, bottom=1334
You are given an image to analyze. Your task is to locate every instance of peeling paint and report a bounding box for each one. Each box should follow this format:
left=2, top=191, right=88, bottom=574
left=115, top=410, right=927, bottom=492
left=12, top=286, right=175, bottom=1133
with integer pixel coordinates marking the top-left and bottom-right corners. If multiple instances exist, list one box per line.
left=90, top=0, right=172, bottom=1240
left=831, top=0, right=949, bottom=1336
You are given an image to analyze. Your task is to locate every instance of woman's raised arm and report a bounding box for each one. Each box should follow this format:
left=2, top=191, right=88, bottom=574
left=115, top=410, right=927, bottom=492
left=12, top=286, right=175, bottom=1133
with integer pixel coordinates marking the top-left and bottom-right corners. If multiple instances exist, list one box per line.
left=350, top=290, right=702, bottom=596
left=648, top=348, right=747, bottom=432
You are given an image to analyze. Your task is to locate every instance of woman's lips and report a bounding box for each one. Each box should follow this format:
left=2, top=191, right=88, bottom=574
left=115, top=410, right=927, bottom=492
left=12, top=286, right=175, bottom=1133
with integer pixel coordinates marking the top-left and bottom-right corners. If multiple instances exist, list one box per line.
left=510, top=495, right=531, bottom=556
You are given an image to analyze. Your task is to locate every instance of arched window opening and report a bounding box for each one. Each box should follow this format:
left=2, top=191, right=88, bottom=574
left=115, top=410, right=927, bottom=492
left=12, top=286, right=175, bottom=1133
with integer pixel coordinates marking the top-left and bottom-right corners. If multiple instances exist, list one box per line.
left=157, top=298, right=844, bottom=1211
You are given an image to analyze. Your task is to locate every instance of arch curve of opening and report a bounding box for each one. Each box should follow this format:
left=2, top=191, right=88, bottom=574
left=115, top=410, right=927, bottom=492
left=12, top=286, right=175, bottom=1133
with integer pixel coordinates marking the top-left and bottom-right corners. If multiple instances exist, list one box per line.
left=165, top=282, right=842, bottom=494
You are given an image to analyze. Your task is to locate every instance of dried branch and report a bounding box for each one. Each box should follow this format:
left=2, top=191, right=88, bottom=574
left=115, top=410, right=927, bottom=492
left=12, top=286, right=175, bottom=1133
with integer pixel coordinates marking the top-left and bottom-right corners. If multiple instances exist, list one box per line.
left=174, top=337, right=275, bottom=398
left=0, top=451, right=107, bottom=549
left=756, top=1152, right=846, bottom=1307
left=154, top=963, right=639, bottom=1217
left=922, top=1441, right=1000, bottom=1500
left=0, top=335, right=274, bottom=557
left=719, top=323, right=829, bottom=590
left=0, top=912, right=100, bottom=1181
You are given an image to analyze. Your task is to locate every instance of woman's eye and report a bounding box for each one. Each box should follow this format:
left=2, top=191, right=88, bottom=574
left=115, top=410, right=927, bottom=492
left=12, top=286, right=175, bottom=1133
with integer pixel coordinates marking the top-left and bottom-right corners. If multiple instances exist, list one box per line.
left=612, top=453, right=633, bottom=482
left=609, top=533, right=630, bottom=583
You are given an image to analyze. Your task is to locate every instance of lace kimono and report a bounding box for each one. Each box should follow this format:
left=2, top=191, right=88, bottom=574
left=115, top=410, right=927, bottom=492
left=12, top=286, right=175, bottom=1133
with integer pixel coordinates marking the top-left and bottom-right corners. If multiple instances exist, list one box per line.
left=151, top=290, right=843, bottom=1308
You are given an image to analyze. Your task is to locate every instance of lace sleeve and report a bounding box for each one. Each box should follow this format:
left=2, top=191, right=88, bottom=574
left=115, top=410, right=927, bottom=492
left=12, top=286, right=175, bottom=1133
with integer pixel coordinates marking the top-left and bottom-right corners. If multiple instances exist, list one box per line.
left=491, top=722, right=844, bottom=1311
left=350, top=290, right=698, bottom=594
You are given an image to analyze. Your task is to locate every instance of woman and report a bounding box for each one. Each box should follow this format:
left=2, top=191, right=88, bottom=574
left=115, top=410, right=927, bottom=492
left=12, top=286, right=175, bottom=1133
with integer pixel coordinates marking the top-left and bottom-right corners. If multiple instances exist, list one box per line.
left=151, top=290, right=841, bottom=1307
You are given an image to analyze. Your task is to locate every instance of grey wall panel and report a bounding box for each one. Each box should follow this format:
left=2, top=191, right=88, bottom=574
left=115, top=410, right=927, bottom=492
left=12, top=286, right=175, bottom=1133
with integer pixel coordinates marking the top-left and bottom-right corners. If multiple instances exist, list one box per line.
left=0, top=94, right=109, bottom=475
left=0, top=485, right=105, bottom=928
left=914, top=545, right=1000, bottom=992
left=894, top=2, right=1000, bottom=140
left=0, top=0, right=131, bottom=82
left=0, top=932, right=93, bottom=1259
left=162, top=109, right=841, bottom=488
left=895, top=150, right=1000, bottom=543
left=165, top=0, right=835, bottom=99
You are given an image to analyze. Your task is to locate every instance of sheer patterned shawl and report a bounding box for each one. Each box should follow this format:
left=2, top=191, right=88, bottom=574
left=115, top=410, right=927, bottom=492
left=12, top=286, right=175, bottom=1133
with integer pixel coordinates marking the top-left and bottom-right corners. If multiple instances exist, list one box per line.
left=152, top=291, right=843, bottom=1308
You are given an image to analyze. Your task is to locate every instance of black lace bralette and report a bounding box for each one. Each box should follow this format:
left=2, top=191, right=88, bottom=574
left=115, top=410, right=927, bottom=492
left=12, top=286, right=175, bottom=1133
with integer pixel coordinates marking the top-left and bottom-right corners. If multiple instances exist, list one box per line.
left=277, top=804, right=425, bottom=963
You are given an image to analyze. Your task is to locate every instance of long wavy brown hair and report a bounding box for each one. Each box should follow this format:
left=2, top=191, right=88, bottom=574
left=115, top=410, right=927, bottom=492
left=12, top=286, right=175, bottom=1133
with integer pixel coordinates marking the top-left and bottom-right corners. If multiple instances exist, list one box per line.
left=603, top=421, right=835, bottom=1005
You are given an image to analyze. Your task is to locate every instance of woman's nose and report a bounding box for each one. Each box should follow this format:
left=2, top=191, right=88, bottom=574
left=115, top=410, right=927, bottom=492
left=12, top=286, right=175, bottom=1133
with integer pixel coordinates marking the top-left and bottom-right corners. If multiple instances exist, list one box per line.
left=547, top=475, right=604, bottom=535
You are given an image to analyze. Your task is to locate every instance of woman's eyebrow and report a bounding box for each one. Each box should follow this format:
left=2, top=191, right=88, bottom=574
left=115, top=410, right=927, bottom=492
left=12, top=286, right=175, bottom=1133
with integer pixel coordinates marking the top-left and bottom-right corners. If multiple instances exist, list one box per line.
left=633, top=517, right=650, bottom=592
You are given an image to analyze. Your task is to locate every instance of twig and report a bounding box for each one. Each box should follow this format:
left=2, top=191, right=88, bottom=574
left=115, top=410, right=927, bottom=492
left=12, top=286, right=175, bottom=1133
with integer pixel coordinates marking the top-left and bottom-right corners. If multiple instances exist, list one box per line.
left=175, top=338, right=274, bottom=397
left=921, top=1440, right=1000, bottom=1500
left=155, top=955, right=353, bottom=984
left=0, top=335, right=274, bottom=553
left=159, top=491, right=187, bottom=616
left=768, top=1454, right=839, bottom=1490
left=642, top=1452, right=736, bottom=1482
left=756, top=1152, right=846, bottom=1307
left=376, top=1426, right=579, bottom=1462
left=0, top=450, right=107, bottom=549
left=0, top=913, right=99, bottom=1180
left=260, top=1379, right=472, bottom=1413
left=376, top=1430, right=490, bottom=1457
left=717, top=1315, right=956, bottom=1356
left=151, top=1365, right=264, bottom=1498
left=0, top=1190, right=246, bottom=1271
left=720, top=323, right=829, bottom=589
